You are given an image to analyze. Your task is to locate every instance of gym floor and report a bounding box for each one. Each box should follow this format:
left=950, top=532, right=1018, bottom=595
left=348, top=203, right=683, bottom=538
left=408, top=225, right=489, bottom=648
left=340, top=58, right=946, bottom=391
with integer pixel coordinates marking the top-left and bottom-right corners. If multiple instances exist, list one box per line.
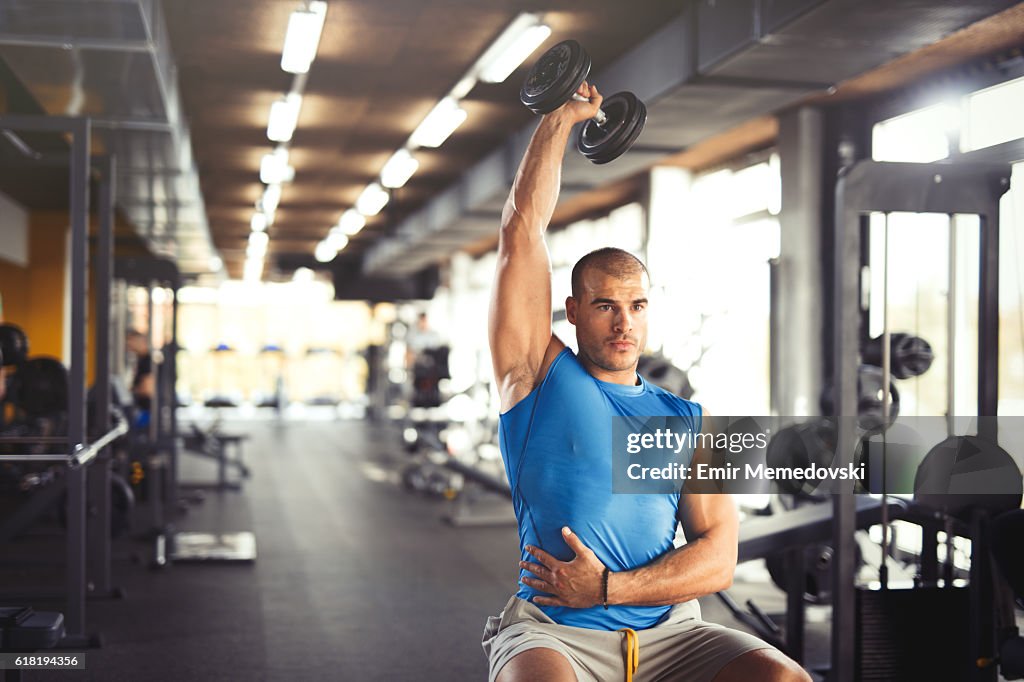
left=1, top=418, right=830, bottom=681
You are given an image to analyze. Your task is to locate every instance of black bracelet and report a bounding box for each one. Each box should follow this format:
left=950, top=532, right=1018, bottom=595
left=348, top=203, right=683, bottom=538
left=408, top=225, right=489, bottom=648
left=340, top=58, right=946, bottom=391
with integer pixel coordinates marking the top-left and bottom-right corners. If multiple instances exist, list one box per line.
left=602, top=567, right=610, bottom=610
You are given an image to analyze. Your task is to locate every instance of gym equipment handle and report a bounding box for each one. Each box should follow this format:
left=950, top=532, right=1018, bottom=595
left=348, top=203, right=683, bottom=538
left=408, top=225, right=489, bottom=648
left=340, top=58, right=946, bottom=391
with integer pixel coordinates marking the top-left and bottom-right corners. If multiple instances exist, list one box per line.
left=570, top=94, right=608, bottom=126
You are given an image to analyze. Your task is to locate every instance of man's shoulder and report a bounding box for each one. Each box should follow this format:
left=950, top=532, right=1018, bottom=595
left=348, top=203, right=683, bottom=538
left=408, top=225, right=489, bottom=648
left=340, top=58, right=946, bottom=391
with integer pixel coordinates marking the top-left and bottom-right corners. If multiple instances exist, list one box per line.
left=644, top=381, right=701, bottom=415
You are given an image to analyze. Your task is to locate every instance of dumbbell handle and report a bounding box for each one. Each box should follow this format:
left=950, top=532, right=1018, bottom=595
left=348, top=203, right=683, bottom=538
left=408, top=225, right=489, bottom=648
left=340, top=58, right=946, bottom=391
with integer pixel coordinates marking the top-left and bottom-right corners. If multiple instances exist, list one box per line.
left=571, top=94, right=608, bottom=126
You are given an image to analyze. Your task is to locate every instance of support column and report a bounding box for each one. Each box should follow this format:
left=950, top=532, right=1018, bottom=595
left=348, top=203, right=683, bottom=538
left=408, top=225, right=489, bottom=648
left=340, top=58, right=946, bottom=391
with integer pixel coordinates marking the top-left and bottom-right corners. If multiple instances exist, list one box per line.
left=774, top=107, right=825, bottom=416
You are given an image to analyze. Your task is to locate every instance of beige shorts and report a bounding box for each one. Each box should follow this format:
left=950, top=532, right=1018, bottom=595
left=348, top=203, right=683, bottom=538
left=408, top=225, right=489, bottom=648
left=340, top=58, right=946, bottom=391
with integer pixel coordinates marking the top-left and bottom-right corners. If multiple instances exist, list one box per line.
left=482, top=596, right=774, bottom=682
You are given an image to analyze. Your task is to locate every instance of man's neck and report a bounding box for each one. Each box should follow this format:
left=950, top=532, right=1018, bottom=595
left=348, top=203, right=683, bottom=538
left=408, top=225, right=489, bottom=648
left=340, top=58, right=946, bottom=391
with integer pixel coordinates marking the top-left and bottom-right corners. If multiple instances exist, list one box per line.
left=578, top=353, right=639, bottom=387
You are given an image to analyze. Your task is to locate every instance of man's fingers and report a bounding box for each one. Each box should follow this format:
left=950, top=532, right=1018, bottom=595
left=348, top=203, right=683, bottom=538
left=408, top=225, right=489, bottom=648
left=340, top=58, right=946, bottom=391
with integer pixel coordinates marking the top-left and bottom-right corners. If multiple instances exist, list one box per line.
left=519, top=560, right=553, bottom=581
left=532, top=596, right=569, bottom=607
left=524, top=544, right=559, bottom=568
left=521, top=576, right=554, bottom=593
left=560, top=526, right=591, bottom=558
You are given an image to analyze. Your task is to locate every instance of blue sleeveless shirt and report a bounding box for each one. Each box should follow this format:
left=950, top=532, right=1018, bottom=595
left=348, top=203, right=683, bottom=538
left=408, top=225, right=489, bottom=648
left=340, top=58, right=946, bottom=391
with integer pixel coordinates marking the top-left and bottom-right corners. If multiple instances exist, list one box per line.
left=498, top=347, right=702, bottom=630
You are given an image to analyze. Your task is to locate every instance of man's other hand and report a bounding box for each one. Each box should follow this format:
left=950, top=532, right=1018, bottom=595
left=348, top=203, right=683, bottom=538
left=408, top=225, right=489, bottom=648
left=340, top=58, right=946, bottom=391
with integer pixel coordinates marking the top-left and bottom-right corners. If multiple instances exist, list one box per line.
left=520, top=526, right=607, bottom=608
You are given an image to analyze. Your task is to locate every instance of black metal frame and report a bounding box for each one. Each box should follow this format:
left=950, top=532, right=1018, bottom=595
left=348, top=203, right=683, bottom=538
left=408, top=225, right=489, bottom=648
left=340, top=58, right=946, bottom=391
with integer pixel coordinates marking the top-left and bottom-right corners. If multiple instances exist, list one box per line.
left=831, top=159, right=1011, bottom=681
left=0, top=115, right=124, bottom=647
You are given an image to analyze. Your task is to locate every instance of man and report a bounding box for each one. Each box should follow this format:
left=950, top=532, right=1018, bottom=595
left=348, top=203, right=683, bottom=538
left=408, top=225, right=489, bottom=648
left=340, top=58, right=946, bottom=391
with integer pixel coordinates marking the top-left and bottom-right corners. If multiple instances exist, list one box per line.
left=483, top=82, right=810, bottom=682
left=126, top=330, right=154, bottom=415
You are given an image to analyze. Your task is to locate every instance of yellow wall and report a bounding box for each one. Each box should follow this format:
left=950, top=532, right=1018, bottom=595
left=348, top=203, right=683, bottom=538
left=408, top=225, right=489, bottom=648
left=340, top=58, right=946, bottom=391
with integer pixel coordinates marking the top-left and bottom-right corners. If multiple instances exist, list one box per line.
left=24, top=212, right=68, bottom=362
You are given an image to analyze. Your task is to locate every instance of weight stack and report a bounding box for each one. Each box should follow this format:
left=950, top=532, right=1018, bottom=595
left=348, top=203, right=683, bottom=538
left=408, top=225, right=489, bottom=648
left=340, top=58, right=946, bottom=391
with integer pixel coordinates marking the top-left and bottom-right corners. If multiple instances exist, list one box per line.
left=855, top=586, right=970, bottom=681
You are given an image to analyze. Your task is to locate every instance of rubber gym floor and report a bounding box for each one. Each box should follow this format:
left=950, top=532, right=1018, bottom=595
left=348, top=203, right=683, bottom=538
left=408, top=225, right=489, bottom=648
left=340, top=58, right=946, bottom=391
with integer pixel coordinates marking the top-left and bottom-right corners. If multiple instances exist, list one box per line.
left=1, top=418, right=823, bottom=681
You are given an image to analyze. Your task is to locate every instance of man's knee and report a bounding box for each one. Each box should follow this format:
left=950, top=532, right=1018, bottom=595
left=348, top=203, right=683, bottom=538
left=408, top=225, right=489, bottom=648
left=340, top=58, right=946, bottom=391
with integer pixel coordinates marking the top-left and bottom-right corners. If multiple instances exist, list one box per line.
left=495, top=647, right=577, bottom=682
left=713, top=648, right=811, bottom=682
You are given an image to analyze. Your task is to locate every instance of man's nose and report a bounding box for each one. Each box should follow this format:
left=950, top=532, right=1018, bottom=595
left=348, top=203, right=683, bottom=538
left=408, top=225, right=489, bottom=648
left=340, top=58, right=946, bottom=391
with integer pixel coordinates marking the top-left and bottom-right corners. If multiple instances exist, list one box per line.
left=614, top=310, right=633, bottom=333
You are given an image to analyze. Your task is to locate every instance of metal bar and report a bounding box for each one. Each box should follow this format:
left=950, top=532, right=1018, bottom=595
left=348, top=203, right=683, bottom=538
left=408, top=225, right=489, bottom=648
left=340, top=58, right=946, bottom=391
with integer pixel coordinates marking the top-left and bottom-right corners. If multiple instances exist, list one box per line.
left=0, top=436, right=70, bottom=443
left=168, top=289, right=180, bottom=515
left=831, top=168, right=860, bottom=682
left=978, top=209, right=1000, bottom=420
left=89, top=154, right=116, bottom=595
left=90, top=118, right=173, bottom=133
left=948, top=216, right=958, bottom=434
left=0, top=34, right=152, bottom=52
left=66, top=115, right=91, bottom=641
left=879, top=213, right=890, bottom=590
left=0, top=454, right=76, bottom=462
left=73, top=418, right=129, bottom=468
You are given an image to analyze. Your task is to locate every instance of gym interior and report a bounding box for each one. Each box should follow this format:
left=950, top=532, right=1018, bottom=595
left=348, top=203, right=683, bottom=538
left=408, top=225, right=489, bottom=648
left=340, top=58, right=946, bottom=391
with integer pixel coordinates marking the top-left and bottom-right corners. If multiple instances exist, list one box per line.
left=1, top=1, right=1023, bottom=680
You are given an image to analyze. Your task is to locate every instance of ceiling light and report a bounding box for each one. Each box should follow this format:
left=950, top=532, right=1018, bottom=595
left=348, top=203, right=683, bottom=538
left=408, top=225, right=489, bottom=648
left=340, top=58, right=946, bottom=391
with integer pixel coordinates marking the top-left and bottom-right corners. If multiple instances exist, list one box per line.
left=314, top=240, right=336, bottom=263
left=409, top=97, right=467, bottom=148
left=260, top=148, right=294, bottom=185
left=293, top=267, right=315, bottom=282
left=380, top=149, right=420, bottom=189
left=267, top=93, right=303, bottom=142
left=325, top=228, right=349, bottom=252
left=356, top=182, right=390, bottom=216
left=281, top=1, right=328, bottom=74
left=247, top=231, right=269, bottom=258
left=208, top=256, right=223, bottom=272
left=261, top=183, right=282, bottom=214
left=251, top=212, right=268, bottom=233
left=477, top=14, right=551, bottom=84
left=338, top=209, right=366, bottom=235
left=244, top=258, right=264, bottom=282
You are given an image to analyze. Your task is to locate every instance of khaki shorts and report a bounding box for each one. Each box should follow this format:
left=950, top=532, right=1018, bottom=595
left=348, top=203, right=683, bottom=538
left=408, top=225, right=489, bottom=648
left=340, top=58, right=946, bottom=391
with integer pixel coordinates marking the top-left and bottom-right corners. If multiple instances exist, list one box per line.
left=482, top=596, right=774, bottom=682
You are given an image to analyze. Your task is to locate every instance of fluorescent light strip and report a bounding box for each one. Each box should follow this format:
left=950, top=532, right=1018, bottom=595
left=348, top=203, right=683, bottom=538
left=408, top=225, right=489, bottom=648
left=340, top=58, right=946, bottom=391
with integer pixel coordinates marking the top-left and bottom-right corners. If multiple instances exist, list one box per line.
left=314, top=240, right=336, bottom=263
left=261, top=183, right=282, bottom=214
left=409, top=97, right=468, bottom=149
left=356, top=182, right=390, bottom=216
left=247, top=231, right=269, bottom=258
left=281, top=1, right=328, bottom=74
left=268, top=93, right=303, bottom=142
left=251, top=213, right=268, bottom=233
left=260, top=148, right=294, bottom=185
left=380, top=149, right=419, bottom=189
left=338, top=208, right=366, bottom=235
left=477, top=15, right=551, bottom=84
left=326, top=228, right=349, bottom=251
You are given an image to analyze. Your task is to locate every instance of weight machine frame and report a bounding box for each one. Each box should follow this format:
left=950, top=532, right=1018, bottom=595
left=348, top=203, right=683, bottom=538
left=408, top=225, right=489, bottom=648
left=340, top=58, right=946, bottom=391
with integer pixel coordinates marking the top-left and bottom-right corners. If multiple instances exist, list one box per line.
left=0, top=115, right=126, bottom=647
left=831, top=159, right=1011, bottom=681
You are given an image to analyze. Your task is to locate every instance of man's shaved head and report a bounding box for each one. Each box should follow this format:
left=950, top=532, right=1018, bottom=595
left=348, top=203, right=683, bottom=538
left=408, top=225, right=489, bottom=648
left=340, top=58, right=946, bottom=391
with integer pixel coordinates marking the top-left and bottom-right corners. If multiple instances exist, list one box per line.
left=570, top=248, right=650, bottom=300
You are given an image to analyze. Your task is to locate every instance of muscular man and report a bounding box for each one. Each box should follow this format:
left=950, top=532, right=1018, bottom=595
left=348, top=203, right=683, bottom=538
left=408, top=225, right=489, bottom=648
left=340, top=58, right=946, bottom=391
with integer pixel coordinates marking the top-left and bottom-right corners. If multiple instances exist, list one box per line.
left=483, top=82, right=809, bottom=682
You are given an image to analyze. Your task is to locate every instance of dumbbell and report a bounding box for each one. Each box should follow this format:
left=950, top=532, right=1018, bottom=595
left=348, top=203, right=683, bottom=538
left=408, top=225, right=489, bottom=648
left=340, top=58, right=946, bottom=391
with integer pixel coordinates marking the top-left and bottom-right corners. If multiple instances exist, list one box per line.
left=520, top=40, right=647, bottom=165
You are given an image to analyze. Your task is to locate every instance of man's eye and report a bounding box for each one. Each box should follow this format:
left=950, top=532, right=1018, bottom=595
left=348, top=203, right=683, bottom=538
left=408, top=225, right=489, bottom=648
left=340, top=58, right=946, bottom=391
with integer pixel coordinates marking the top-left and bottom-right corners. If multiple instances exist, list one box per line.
left=598, top=305, right=612, bottom=311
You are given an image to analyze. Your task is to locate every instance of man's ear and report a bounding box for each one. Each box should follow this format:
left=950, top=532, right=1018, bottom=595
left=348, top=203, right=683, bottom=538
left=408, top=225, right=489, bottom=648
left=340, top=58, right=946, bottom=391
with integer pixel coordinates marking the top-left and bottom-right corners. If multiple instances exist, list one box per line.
left=565, top=296, right=577, bottom=325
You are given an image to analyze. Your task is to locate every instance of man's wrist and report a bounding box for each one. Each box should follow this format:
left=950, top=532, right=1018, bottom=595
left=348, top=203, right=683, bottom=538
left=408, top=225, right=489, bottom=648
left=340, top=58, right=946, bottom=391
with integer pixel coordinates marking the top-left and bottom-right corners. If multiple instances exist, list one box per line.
left=539, top=110, right=576, bottom=135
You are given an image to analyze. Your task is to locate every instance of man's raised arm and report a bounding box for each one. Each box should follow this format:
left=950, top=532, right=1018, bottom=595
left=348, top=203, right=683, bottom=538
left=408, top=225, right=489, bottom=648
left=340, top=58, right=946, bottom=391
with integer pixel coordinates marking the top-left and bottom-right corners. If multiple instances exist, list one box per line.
left=488, top=83, right=602, bottom=412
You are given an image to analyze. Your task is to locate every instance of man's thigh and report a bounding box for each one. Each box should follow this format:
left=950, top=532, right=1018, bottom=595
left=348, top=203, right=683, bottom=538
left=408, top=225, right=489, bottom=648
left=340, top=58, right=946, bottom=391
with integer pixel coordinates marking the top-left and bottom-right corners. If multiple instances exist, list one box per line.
left=496, top=647, right=578, bottom=682
left=638, top=620, right=780, bottom=682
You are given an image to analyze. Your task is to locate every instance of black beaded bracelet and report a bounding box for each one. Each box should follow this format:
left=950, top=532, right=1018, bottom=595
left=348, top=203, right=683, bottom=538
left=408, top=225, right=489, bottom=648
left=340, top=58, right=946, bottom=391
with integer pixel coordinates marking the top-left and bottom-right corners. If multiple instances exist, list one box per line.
left=602, top=567, right=610, bottom=610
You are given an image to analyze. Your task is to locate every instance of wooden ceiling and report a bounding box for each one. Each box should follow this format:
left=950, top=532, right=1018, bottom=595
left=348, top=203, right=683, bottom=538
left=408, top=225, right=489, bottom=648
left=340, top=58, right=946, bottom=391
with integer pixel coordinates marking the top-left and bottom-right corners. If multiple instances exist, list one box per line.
left=161, top=0, right=686, bottom=277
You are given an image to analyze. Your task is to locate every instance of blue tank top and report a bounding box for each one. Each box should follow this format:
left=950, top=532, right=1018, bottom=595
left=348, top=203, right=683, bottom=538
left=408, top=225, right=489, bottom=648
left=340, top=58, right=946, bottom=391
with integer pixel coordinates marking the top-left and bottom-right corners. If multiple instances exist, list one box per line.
left=499, top=347, right=702, bottom=630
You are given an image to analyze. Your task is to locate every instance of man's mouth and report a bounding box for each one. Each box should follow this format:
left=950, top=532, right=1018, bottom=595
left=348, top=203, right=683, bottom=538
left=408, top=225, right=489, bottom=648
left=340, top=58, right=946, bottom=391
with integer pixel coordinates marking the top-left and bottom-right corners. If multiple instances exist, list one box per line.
left=607, top=340, right=635, bottom=351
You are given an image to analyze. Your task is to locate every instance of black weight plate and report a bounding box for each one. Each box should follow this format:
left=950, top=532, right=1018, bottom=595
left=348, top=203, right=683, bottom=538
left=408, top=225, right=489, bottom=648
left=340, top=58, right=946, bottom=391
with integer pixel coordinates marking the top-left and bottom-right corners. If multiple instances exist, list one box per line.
left=577, top=91, right=647, bottom=164
left=914, top=435, right=1023, bottom=518
left=521, top=40, right=591, bottom=115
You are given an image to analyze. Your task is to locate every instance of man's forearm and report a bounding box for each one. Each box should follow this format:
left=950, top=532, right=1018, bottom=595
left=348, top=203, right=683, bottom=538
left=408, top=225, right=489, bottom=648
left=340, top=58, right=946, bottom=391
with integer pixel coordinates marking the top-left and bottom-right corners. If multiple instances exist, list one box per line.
left=607, top=535, right=735, bottom=607
left=501, top=113, right=574, bottom=237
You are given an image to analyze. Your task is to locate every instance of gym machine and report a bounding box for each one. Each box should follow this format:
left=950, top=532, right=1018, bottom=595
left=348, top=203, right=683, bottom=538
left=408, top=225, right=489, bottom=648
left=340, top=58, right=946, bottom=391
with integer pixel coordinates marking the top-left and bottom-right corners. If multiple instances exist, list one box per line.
left=115, top=258, right=256, bottom=565
left=0, top=115, right=127, bottom=649
left=831, top=160, right=1019, bottom=681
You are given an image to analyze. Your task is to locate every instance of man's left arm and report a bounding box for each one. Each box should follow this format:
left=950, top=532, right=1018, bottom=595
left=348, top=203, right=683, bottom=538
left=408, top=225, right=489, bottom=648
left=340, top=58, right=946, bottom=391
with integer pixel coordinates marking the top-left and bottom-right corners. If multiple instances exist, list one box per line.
left=607, top=492, right=738, bottom=607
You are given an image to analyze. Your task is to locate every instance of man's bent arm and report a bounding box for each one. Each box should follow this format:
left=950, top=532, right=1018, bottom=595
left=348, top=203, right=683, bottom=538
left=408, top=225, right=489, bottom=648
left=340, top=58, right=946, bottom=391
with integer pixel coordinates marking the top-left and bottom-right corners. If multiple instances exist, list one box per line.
left=606, top=492, right=739, bottom=606
left=488, top=84, right=602, bottom=412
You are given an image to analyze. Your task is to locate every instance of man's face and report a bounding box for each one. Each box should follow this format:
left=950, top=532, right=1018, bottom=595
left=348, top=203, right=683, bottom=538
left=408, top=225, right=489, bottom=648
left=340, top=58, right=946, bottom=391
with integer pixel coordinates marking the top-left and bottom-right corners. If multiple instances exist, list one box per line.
left=126, top=334, right=148, bottom=356
left=566, top=267, right=649, bottom=375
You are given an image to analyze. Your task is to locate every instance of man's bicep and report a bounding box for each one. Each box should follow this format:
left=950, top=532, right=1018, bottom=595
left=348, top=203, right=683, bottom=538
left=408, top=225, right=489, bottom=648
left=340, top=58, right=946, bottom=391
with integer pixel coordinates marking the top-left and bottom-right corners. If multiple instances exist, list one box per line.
left=487, top=222, right=554, bottom=381
left=678, top=491, right=738, bottom=542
